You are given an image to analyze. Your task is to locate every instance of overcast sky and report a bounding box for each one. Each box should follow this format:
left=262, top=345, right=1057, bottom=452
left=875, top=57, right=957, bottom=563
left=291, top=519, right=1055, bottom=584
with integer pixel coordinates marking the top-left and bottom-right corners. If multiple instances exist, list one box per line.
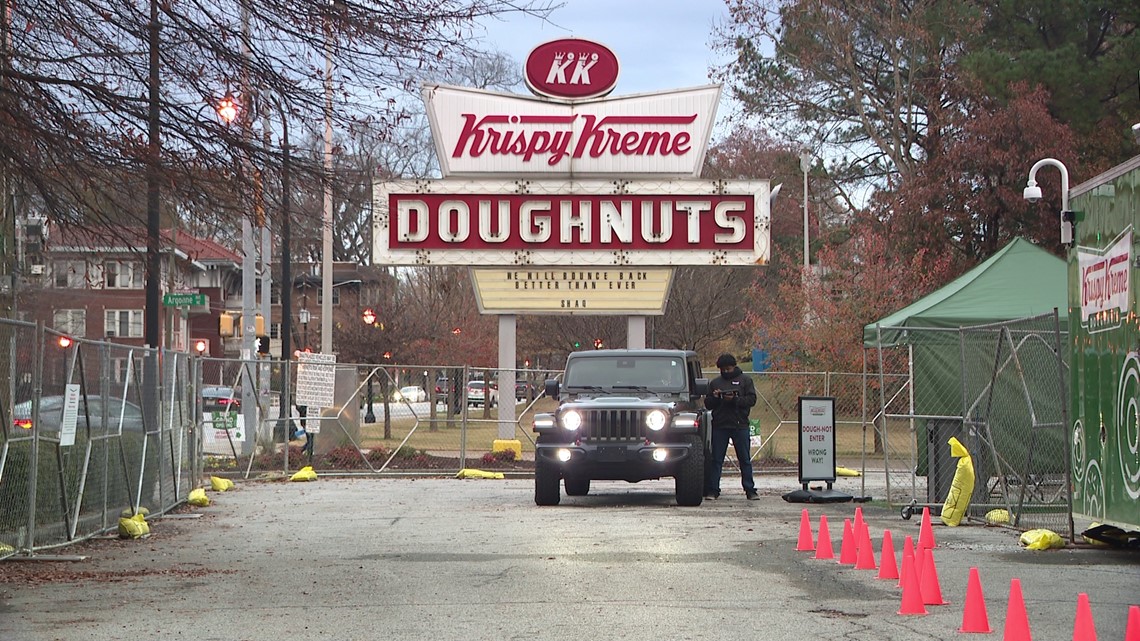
left=476, top=0, right=732, bottom=97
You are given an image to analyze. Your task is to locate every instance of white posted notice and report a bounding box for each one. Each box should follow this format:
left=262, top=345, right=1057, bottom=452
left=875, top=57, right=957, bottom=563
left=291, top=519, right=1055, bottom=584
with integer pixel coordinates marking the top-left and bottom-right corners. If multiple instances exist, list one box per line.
left=60, top=384, right=81, bottom=447
left=798, top=396, right=836, bottom=482
left=295, top=352, right=337, bottom=410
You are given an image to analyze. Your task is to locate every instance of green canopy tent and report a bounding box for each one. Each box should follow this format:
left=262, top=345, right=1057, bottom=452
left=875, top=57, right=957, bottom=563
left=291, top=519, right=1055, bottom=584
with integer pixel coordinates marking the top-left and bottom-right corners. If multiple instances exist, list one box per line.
left=863, top=238, right=1069, bottom=512
left=863, top=237, right=1067, bottom=345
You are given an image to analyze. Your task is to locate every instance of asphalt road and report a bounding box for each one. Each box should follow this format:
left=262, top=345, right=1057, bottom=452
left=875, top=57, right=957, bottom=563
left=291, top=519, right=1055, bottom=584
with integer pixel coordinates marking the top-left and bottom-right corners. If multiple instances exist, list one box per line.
left=1, top=476, right=1136, bottom=641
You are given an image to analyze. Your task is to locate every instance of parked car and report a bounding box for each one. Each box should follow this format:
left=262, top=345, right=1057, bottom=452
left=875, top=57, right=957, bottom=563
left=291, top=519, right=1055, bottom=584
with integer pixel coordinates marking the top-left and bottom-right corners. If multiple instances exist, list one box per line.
left=515, top=380, right=536, bottom=401
left=466, top=380, right=498, bottom=408
left=393, top=385, right=427, bottom=403
left=434, top=377, right=451, bottom=398
left=12, top=395, right=146, bottom=433
left=201, top=386, right=241, bottom=413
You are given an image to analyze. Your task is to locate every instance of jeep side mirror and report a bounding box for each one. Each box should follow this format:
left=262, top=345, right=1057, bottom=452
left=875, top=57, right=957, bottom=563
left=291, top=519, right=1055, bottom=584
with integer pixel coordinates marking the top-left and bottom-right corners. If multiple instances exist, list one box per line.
left=544, top=378, right=560, bottom=401
left=693, top=378, right=709, bottom=397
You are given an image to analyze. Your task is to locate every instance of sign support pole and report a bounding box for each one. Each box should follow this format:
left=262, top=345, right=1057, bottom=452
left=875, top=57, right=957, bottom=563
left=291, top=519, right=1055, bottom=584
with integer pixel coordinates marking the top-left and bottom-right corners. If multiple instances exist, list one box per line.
left=497, top=315, right=516, bottom=441
left=626, top=316, right=646, bottom=349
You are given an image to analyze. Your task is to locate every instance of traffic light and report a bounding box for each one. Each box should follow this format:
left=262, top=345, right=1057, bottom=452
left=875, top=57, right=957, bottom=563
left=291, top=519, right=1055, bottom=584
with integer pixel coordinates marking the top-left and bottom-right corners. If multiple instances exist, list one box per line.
left=254, top=313, right=265, bottom=337
left=193, top=339, right=209, bottom=355
left=218, top=312, right=235, bottom=337
left=593, top=338, right=604, bottom=349
left=572, top=340, right=581, bottom=349
left=57, top=336, right=73, bottom=348
left=255, top=336, right=270, bottom=356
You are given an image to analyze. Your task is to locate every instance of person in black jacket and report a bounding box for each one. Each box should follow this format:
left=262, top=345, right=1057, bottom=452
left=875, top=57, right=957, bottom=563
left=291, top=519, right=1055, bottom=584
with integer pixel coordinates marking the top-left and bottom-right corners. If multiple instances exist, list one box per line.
left=704, top=353, right=759, bottom=500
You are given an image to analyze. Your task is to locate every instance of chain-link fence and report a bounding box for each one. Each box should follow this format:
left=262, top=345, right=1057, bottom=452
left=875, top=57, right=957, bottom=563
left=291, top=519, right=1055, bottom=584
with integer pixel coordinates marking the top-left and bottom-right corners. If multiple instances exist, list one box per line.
left=212, top=362, right=562, bottom=477
left=869, top=312, right=1071, bottom=538
left=5, top=314, right=1070, bottom=557
left=0, top=319, right=195, bottom=558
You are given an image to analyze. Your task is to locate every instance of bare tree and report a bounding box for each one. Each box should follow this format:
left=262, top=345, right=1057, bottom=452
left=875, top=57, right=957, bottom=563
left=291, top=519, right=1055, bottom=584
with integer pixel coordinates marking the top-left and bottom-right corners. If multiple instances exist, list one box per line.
left=0, top=0, right=554, bottom=245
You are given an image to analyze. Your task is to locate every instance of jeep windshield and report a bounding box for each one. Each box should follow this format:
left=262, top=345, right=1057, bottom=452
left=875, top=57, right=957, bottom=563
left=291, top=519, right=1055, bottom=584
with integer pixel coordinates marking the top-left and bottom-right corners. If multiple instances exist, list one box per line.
left=564, top=355, right=687, bottom=392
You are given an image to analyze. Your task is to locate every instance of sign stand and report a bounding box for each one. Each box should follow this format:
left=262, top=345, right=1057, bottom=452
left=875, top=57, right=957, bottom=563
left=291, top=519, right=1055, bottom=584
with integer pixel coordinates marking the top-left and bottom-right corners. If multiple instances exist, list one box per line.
left=782, top=396, right=852, bottom=504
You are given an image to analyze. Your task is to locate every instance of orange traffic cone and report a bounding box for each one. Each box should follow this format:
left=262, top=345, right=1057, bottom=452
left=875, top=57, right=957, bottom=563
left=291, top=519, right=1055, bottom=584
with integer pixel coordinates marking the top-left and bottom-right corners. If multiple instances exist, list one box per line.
left=855, top=521, right=877, bottom=570
left=898, top=535, right=916, bottom=588
left=1003, top=578, right=1032, bottom=641
left=919, top=505, right=937, bottom=550
left=1124, top=605, right=1139, bottom=641
left=838, top=518, right=858, bottom=565
left=814, top=514, right=835, bottom=560
left=877, top=529, right=899, bottom=581
left=958, top=567, right=991, bottom=633
left=853, top=505, right=865, bottom=553
left=797, top=508, right=815, bottom=552
left=1072, top=593, right=1097, bottom=641
left=898, top=543, right=928, bottom=616
left=920, top=546, right=948, bottom=606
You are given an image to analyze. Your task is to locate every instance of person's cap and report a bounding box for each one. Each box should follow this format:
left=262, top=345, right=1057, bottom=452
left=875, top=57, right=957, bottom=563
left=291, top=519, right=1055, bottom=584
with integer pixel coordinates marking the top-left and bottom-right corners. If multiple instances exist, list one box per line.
left=716, top=353, right=737, bottom=368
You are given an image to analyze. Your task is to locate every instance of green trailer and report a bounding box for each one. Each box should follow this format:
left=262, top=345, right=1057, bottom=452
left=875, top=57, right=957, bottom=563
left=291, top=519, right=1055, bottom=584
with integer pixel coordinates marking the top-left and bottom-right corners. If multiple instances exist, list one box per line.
left=1068, top=155, right=1140, bottom=533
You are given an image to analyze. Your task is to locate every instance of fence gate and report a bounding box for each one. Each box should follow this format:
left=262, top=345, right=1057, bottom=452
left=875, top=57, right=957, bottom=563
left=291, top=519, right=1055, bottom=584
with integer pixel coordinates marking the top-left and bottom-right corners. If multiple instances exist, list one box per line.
left=873, top=312, right=1072, bottom=538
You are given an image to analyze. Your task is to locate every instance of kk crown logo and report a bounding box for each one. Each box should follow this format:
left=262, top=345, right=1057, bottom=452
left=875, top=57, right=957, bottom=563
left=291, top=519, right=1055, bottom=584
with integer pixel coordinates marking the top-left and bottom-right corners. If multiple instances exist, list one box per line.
left=545, top=52, right=599, bottom=86
left=525, top=38, right=619, bottom=100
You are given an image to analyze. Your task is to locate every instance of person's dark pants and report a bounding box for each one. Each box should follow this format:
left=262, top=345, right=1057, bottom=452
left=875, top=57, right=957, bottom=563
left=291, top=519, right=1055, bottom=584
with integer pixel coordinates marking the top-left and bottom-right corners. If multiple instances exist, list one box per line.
left=705, top=426, right=756, bottom=496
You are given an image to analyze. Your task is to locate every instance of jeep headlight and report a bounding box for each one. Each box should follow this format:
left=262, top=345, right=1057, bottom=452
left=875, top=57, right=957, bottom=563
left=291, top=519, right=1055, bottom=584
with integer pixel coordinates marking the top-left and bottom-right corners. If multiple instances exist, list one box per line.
left=561, top=410, right=582, bottom=431
left=646, top=409, right=668, bottom=431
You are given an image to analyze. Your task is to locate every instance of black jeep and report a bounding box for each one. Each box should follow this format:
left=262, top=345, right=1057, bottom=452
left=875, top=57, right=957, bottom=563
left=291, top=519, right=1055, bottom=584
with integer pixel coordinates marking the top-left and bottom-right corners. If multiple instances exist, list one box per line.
left=533, top=349, right=710, bottom=506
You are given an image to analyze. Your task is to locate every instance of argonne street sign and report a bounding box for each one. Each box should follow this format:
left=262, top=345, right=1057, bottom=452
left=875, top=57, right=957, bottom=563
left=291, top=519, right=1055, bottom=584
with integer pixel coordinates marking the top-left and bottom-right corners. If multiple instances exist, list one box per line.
left=162, top=292, right=206, bottom=307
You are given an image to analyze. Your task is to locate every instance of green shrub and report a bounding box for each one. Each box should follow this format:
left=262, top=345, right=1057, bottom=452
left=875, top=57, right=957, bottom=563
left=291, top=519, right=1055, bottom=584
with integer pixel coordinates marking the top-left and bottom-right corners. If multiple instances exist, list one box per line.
left=481, top=449, right=517, bottom=465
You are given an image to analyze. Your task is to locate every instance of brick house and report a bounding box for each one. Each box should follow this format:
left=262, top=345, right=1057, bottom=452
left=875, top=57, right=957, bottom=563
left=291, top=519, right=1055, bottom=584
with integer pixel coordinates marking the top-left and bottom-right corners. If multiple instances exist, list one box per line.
left=7, top=222, right=374, bottom=360
left=13, top=224, right=241, bottom=357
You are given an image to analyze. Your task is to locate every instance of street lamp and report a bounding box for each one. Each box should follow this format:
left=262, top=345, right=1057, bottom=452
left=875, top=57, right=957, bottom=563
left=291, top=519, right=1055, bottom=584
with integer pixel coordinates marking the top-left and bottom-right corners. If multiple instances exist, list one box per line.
left=361, top=307, right=377, bottom=423
left=216, top=92, right=259, bottom=451
left=1023, top=158, right=1074, bottom=246
left=799, top=151, right=811, bottom=268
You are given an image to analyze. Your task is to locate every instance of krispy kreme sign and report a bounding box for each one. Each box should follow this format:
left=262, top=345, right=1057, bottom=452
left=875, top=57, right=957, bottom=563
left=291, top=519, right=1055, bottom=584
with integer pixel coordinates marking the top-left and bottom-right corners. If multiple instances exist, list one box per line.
left=422, top=84, right=720, bottom=177
left=1078, top=228, right=1132, bottom=329
left=373, top=179, right=771, bottom=267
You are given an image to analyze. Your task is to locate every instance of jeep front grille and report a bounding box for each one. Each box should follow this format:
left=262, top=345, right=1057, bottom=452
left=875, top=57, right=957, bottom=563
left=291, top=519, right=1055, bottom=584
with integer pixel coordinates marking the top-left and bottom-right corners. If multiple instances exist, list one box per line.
left=580, top=409, right=647, bottom=442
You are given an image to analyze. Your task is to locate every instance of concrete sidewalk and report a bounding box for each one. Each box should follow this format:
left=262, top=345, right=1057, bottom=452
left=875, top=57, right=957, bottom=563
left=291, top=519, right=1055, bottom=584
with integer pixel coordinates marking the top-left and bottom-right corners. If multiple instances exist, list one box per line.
left=1, top=476, right=1136, bottom=641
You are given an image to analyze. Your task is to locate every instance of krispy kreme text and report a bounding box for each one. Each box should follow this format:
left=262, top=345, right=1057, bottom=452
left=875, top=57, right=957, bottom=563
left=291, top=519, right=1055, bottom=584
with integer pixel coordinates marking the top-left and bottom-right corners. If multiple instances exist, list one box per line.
left=451, top=114, right=695, bottom=166
left=389, top=194, right=752, bottom=250
left=424, top=84, right=721, bottom=177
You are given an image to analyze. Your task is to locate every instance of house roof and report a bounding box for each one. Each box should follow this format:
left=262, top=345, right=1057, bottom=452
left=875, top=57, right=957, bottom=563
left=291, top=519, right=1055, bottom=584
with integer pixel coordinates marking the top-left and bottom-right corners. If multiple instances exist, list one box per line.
left=48, top=225, right=240, bottom=267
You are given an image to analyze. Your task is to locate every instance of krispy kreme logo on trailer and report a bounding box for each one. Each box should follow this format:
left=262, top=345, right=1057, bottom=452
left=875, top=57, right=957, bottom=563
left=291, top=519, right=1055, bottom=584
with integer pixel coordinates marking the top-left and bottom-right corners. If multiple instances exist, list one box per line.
left=525, top=38, right=619, bottom=100
left=372, top=179, right=771, bottom=267
left=422, top=84, right=720, bottom=177
left=1078, top=228, right=1132, bottom=331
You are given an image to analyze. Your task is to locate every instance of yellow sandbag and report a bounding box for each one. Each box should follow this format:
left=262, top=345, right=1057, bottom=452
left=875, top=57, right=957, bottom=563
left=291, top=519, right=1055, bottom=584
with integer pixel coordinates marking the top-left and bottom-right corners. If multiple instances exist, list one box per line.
left=835, top=466, right=861, bottom=477
left=0, top=543, right=15, bottom=554
left=456, top=468, right=505, bottom=479
left=1020, top=528, right=1065, bottom=550
left=939, top=436, right=975, bottom=527
left=118, top=513, right=150, bottom=539
left=120, top=506, right=150, bottom=518
left=984, top=509, right=1010, bottom=525
left=210, top=476, right=235, bottom=492
left=290, top=465, right=318, bottom=482
left=188, top=488, right=210, bottom=506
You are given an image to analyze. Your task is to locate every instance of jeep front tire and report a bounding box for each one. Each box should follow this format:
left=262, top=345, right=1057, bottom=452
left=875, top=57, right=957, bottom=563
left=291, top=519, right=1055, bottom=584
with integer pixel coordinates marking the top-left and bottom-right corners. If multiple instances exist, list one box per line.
left=674, top=434, right=705, bottom=506
left=565, top=477, right=590, bottom=496
left=535, top=459, right=561, bottom=505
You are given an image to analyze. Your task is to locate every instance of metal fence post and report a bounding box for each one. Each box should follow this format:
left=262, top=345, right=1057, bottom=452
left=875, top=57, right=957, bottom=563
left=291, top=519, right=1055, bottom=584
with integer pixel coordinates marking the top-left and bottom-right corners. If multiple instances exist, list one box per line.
left=25, top=321, right=44, bottom=552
